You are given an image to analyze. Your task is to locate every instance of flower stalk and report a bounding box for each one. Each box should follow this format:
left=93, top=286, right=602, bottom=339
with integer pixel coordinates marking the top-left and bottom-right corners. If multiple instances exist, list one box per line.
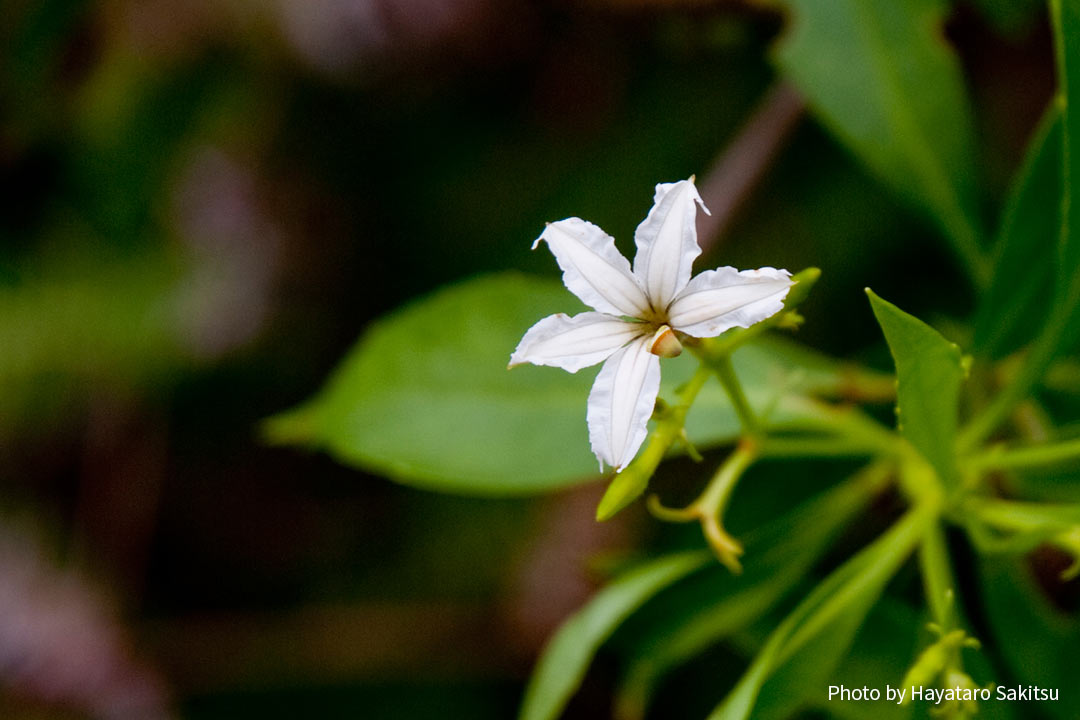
left=648, top=439, right=759, bottom=572
left=967, top=435, right=1080, bottom=472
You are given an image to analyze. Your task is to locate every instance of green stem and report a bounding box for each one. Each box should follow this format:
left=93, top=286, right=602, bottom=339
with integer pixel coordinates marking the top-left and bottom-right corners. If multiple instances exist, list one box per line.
left=697, top=441, right=757, bottom=521
left=595, top=365, right=711, bottom=521
left=918, top=523, right=956, bottom=628
left=968, top=435, right=1080, bottom=472
left=713, top=354, right=760, bottom=435
left=959, top=309, right=1069, bottom=451
left=776, top=400, right=902, bottom=457
left=757, top=436, right=886, bottom=459
left=648, top=441, right=759, bottom=572
left=963, top=497, right=1080, bottom=532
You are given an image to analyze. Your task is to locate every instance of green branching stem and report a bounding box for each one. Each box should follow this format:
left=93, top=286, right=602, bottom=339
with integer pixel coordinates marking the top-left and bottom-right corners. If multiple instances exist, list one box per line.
left=648, top=440, right=759, bottom=572
left=967, top=435, right=1080, bottom=472
left=778, top=400, right=903, bottom=457
left=961, top=497, right=1080, bottom=579
left=713, top=354, right=761, bottom=436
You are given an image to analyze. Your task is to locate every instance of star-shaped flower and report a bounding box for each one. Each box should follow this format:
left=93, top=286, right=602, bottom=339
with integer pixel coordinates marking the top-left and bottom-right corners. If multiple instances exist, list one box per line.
left=510, top=178, right=793, bottom=471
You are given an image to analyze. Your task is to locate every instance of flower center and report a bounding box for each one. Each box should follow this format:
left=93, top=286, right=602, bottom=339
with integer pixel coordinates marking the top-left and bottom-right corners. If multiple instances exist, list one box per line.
left=647, top=324, right=682, bottom=358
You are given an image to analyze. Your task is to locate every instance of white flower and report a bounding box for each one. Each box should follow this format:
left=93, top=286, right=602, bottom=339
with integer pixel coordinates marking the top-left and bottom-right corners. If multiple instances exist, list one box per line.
left=510, top=178, right=793, bottom=471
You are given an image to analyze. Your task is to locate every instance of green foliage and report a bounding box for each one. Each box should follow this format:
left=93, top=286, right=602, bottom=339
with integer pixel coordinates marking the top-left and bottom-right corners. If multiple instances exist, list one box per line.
left=1053, top=0, right=1080, bottom=344
left=867, top=290, right=966, bottom=485
left=960, top=1, right=1080, bottom=447
left=973, top=108, right=1061, bottom=358
left=812, top=599, right=920, bottom=720
left=0, top=248, right=190, bottom=434
left=517, top=550, right=710, bottom=720
left=971, top=0, right=1045, bottom=36
left=614, top=474, right=876, bottom=720
left=979, top=557, right=1080, bottom=720
left=708, top=503, right=935, bottom=720
left=265, top=273, right=599, bottom=494
left=775, top=0, right=986, bottom=283
left=265, top=273, right=875, bottom=496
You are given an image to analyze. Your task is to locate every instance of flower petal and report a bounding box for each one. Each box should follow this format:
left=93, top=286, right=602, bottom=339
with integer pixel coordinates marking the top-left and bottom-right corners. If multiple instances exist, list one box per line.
left=535, top=219, right=648, bottom=317
left=632, top=178, right=711, bottom=311
left=509, top=312, right=645, bottom=373
left=586, top=335, right=661, bottom=471
left=667, top=266, right=793, bottom=337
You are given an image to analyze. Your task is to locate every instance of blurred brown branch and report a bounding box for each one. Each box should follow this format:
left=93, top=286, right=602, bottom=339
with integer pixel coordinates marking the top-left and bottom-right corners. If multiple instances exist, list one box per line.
left=696, top=81, right=806, bottom=255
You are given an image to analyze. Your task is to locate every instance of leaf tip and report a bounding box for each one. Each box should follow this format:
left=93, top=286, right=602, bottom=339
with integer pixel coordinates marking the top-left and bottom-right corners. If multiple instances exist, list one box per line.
left=259, top=406, right=320, bottom=447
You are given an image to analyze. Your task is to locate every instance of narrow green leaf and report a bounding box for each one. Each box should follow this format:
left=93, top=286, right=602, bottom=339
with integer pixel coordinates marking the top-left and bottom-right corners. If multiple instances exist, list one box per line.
left=518, top=551, right=710, bottom=720
left=866, top=289, right=965, bottom=485
left=614, top=473, right=875, bottom=720
left=708, top=503, right=934, bottom=720
left=973, top=107, right=1061, bottom=358
left=265, top=273, right=874, bottom=496
left=776, top=0, right=987, bottom=283
left=804, top=598, right=920, bottom=720
left=959, top=5, right=1080, bottom=445
left=1052, top=0, right=1080, bottom=345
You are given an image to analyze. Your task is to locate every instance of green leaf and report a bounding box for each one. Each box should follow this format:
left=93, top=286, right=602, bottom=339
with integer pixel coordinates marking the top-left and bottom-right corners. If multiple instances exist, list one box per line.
left=979, top=556, right=1080, bottom=720
left=1052, top=0, right=1080, bottom=346
left=971, top=0, right=1044, bottom=36
left=266, top=273, right=874, bottom=496
left=805, top=598, right=920, bottom=720
left=775, top=0, right=987, bottom=283
left=0, top=247, right=189, bottom=436
left=613, top=473, right=876, bottom=720
left=867, top=289, right=965, bottom=485
left=518, top=550, right=710, bottom=720
left=973, top=107, right=1061, bottom=359
left=264, top=273, right=598, bottom=494
left=959, top=6, right=1080, bottom=445
left=707, top=502, right=934, bottom=720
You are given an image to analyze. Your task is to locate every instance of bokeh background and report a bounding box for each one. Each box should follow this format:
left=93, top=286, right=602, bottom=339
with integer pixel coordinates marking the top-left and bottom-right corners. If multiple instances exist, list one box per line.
left=0, top=0, right=1061, bottom=718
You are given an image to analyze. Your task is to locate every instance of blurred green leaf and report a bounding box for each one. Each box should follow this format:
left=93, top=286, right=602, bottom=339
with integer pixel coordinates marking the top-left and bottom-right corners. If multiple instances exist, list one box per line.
left=708, top=502, right=933, bottom=720
left=775, top=0, right=987, bottom=283
left=807, top=598, right=920, bottom=720
left=973, top=108, right=1061, bottom=359
left=518, top=550, right=710, bottom=720
left=0, top=248, right=187, bottom=433
left=962, top=3, right=1080, bottom=446
left=867, top=289, right=965, bottom=485
left=264, top=273, right=598, bottom=494
left=971, top=0, right=1044, bottom=37
left=1052, top=0, right=1080, bottom=348
left=614, top=472, right=876, bottom=720
left=979, top=557, right=1080, bottom=720
left=266, top=273, right=882, bottom=495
